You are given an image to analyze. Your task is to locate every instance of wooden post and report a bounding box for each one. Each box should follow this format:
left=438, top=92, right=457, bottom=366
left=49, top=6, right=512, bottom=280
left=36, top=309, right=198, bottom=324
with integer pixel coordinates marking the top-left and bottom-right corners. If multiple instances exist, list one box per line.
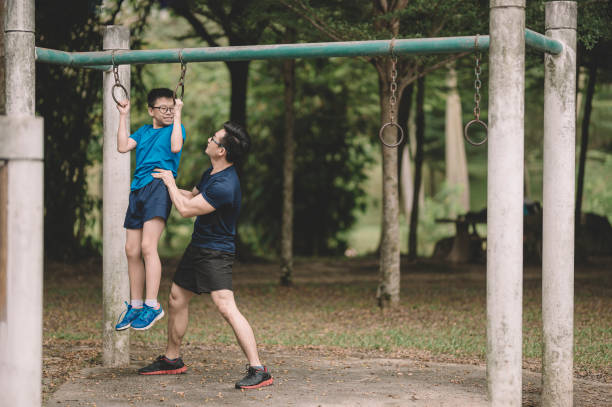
left=102, top=25, right=131, bottom=367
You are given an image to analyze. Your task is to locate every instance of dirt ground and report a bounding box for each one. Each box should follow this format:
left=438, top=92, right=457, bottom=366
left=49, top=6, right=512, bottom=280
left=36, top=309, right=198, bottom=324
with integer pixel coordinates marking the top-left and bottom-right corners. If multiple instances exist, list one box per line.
left=45, top=344, right=611, bottom=407
left=42, top=256, right=612, bottom=406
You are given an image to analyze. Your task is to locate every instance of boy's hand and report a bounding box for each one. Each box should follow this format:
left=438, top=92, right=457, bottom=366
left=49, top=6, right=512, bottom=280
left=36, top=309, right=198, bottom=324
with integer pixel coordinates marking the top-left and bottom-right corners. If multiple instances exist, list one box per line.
left=152, top=168, right=175, bottom=187
left=116, top=99, right=130, bottom=116
left=173, top=99, right=183, bottom=118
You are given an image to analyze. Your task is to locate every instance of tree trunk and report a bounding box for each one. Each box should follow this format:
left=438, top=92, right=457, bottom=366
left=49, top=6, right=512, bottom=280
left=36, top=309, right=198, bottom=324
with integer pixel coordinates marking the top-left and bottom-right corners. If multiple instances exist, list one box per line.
left=444, top=65, right=469, bottom=215
left=226, top=61, right=250, bottom=126
left=376, top=59, right=401, bottom=309
left=280, top=30, right=296, bottom=287
left=397, top=83, right=413, bottom=184
left=575, top=63, right=597, bottom=232
left=408, top=75, right=425, bottom=260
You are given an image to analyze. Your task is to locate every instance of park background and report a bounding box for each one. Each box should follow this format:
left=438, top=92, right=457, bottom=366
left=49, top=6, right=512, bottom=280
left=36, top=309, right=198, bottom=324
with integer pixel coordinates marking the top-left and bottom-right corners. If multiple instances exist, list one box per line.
left=30, top=0, right=611, bottom=403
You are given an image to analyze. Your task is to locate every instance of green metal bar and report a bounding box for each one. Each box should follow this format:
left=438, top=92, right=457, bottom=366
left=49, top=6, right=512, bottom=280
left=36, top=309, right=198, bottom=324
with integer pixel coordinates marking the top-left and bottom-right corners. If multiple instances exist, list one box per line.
left=525, top=28, right=563, bottom=54
left=35, top=29, right=561, bottom=68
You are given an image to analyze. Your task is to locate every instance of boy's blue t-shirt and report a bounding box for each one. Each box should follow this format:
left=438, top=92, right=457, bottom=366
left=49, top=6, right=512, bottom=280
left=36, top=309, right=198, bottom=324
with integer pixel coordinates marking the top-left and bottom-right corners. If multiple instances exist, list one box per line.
left=191, top=166, right=241, bottom=253
left=129, top=124, right=186, bottom=191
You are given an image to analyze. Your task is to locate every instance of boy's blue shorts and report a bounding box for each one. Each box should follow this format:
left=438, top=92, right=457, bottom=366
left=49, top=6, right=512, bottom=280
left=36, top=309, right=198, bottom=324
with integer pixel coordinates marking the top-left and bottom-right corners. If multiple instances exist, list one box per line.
left=123, top=178, right=172, bottom=229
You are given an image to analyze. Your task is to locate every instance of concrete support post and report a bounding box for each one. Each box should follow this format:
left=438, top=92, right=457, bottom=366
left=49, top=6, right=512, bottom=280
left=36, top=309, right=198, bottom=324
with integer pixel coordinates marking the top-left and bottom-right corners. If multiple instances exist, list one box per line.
left=487, top=1, right=525, bottom=405
left=4, top=0, right=35, bottom=115
left=0, top=117, right=44, bottom=407
left=542, top=2, right=577, bottom=406
left=102, top=25, right=131, bottom=367
left=1, top=1, right=42, bottom=406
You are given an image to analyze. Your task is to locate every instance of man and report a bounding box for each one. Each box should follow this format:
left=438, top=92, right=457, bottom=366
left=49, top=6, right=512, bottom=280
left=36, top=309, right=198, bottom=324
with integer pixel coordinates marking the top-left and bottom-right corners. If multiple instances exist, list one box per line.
left=143, top=121, right=273, bottom=390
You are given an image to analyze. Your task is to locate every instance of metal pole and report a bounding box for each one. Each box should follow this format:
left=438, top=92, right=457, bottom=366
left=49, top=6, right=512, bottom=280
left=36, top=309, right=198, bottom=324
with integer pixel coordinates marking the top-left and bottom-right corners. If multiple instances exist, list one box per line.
left=487, top=1, right=525, bottom=405
left=102, top=25, right=131, bottom=367
left=33, top=30, right=562, bottom=68
left=0, top=1, right=43, bottom=406
left=542, top=2, right=577, bottom=406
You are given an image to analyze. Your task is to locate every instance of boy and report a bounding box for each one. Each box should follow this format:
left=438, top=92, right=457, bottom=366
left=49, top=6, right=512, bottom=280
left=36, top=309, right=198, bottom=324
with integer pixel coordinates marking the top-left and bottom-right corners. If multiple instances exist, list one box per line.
left=114, top=88, right=186, bottom=331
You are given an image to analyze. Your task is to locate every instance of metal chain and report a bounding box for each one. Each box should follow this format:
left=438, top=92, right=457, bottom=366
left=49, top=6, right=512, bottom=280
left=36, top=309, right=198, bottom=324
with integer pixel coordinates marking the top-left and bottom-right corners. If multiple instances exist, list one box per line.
left=174, top=49, right=187, bottom=100
left=473, top=51, right=482, bottom=120
left=110, top=50, right=129, bottom=105
left=389, top=46, right=398, bottom=123
left=463, top=34, right=488, bottom=147
left=112, top=51, right=121, bottom=86
left=378, top=37, right=404, bottom=148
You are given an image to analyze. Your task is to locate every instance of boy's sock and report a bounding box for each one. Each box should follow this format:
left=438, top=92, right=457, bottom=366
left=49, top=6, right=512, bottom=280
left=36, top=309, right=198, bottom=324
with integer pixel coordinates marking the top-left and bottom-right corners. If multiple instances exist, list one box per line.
left=251, top=365, right=265, bottom=371
left=131, top=299, right=144, bottom=308
left=145, top=299, right=160, bottom=309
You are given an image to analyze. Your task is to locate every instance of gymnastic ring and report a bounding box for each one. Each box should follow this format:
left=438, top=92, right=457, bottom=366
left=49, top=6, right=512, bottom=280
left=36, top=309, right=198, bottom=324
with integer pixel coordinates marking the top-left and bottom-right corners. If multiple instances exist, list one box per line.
left=112, top=83, right=129, bottom=106
left=378, top=122, right=404, bottom=148
left=463, top=119, right=488, bottom=146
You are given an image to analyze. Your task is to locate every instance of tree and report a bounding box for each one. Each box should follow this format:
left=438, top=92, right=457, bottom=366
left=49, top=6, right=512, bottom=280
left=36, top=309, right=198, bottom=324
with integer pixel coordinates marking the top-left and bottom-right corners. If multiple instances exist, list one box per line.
left=280, top=28, right=296, bottom=286
left=164, top=0, right=271, bottom=126
left=35, top=0, right=105, bottom=260
left=281, top=0, right=488, bottom=307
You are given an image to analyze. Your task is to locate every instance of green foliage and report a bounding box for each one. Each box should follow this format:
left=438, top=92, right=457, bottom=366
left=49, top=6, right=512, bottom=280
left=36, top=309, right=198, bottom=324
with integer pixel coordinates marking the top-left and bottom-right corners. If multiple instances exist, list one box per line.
left=35, top=0, right=104, bottom=260
left=582, top=150, right=612, bottom=221
left=240, top=58, right=376, bottom=256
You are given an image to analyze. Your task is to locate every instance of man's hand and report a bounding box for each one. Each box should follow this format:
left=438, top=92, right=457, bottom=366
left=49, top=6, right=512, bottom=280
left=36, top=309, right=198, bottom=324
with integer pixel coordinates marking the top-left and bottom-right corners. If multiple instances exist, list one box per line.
left=116, top=99, right=130, bottom=116
left=151, top=168, right=176, bottom=188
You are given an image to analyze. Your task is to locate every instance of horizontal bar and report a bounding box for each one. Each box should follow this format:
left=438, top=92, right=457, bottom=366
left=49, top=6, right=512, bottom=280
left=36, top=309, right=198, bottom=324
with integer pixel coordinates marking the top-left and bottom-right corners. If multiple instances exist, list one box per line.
left=525, top=28, right=563, bottom=54
left=35, top=29, right=561, bottom=68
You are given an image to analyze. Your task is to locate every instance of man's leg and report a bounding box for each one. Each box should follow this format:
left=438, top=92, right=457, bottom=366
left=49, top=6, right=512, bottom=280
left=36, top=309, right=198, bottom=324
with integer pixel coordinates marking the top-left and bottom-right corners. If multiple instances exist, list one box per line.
left=137, top=282, right=193, bottom=375
left=141, top=217, right=166, bottom=301
left=165, top=283, right=194, bottom=359
left=125, top=228, right=144, bottom=301
left=210, top=289, right=261, bottom=366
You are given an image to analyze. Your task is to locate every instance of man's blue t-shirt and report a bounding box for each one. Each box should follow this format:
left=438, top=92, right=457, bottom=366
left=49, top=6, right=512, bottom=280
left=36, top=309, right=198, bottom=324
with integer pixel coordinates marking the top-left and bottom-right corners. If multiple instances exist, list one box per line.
left=191, top=166, right=241, bottom=253
left=129, top=124, right=186, bottom=191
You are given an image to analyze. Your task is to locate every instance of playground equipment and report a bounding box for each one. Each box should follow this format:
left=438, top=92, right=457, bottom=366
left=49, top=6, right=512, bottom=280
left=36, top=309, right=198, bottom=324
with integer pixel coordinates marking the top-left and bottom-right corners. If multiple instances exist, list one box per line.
left=1, top=1, right=577, bottom=406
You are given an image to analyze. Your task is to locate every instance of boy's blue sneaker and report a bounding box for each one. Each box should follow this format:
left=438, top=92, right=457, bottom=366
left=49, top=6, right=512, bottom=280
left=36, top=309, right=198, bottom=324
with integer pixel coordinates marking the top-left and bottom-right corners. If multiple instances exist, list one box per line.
left=115, top=301, right=143, bottom=331
left=131, top=304, right=164, bottom=330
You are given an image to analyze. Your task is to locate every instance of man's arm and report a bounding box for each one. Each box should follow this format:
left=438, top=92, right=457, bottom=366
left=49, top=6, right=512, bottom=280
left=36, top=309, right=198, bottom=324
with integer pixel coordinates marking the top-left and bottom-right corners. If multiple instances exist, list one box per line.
left=178, top=187, right=198, bottom=198
left=170, top=99, right=184, bottom=153
left=152, top=170, right=214, bottom=218
left=116, top=100, right=137, bottom=153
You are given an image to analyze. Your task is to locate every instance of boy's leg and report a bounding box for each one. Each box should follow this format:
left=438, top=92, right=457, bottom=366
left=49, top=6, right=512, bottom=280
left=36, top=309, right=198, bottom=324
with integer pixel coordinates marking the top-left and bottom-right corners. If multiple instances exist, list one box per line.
left=115, top=228, right=145, bottom=330
left=165, top=283, right=194, bottom=359
left=141, top=217, right=166, bottom=301
left=125, top=228, right=145, bottom=301
left=210, top=289, right=261, bottom=366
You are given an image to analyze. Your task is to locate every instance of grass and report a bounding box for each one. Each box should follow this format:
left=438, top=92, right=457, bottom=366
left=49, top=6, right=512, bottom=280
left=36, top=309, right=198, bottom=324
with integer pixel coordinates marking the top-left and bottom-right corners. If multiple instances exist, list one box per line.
left=43, top=256, right=611, bottom=382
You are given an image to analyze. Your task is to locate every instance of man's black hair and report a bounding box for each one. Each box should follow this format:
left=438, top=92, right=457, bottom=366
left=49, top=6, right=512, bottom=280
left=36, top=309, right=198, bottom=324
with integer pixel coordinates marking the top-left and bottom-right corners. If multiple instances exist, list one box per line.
left=221, top=121, right=251, bottom=164
left=147, top=88, right=174, bottom=107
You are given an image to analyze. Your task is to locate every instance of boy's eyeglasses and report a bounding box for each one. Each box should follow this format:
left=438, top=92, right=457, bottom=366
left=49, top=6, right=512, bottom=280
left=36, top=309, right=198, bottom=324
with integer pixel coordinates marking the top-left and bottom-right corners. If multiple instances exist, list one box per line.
left=150, top=105, right=175, bottom=114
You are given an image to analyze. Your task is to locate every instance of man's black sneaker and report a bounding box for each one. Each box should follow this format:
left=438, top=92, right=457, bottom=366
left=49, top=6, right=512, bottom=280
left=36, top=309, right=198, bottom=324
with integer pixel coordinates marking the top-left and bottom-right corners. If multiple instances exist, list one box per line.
left=138, top=355, right=187, bottom=375
left=235, top=365, right=274, bottom=389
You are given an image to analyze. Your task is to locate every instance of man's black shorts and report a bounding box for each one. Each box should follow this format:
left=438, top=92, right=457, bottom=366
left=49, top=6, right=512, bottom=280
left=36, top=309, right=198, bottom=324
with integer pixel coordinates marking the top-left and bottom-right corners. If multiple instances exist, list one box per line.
left=173, top=244, right=234, bottom=294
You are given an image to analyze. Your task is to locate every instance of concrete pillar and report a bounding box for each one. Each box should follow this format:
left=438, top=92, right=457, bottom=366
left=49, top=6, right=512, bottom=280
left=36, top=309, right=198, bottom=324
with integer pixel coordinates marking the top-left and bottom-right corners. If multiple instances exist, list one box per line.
left=1, top=1, right=42, bottom=405
left=102, top=25, right=131, bottom=367
left=0, top=117, right=44, bottom=407
left=542, top=2, right=577, bottom=406
left=487, top=1, right=525, bottom=405
left=4, top=0, right=35, bottom=115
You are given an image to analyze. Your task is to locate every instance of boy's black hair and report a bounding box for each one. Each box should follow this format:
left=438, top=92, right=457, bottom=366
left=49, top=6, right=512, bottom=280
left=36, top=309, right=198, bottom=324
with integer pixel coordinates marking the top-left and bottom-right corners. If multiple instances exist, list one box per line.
left=147, top=88, right=174, bottom=107
left=221, top=121, right=251, bottom=164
